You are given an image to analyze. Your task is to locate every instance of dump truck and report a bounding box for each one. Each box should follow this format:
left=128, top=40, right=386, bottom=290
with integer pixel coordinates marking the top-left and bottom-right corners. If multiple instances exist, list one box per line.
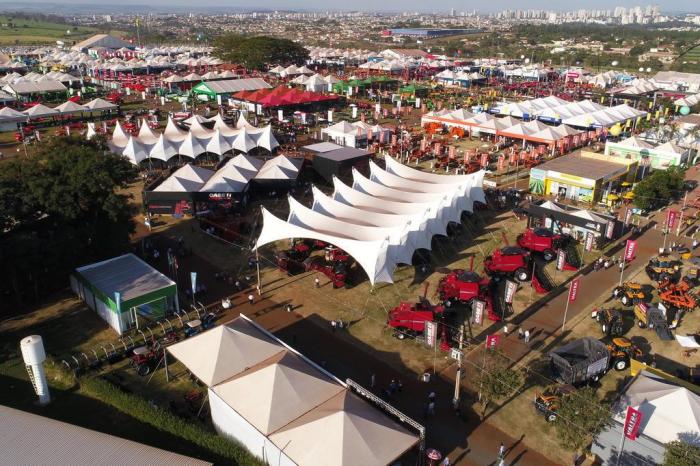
left=549, top=336, right=640, bottom=385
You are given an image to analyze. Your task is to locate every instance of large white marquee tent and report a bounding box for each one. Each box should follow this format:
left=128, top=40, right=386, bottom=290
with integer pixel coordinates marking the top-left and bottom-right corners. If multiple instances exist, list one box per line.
left=255, top=157, right=484, bottom=285
left=167, top=316, right=419, bottom=466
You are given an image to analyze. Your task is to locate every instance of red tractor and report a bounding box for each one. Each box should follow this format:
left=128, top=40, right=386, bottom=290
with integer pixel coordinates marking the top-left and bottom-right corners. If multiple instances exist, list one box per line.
left=437, top=269, right=489, bottom=305
left=129, top=342, right=163, bottom=376
left=304, top=257, right=351, bottom=288
left=484, top=247, right=531, bottom=282
left=517, top=227, right=570, bottom=262
left=276, top=240, right=325, bottom=274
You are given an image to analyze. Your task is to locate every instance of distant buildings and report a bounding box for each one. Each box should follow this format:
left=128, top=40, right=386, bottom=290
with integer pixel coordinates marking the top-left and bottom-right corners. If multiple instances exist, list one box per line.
left=386, top=28, right=482, bottom=39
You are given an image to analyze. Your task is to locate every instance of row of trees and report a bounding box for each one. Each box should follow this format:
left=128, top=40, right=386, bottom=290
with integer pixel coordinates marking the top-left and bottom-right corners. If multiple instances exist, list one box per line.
left=213, top=35, right=309, bottom=70
left=0, top=138, right=136, bottom=310
left=632, top=165, right=686, bottom=211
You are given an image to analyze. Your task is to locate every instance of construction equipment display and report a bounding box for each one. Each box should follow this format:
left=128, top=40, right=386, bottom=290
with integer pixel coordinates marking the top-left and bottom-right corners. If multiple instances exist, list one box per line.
left=645, top=257, right=682, bottom=283
left=633, top=302, right=674, bottom=340
left=611, top=282, right=651, bottom=307
left=549, top=337, right=641, bottom=385
left=591, top=308, right=625, bottom=337
left=658, top=279, right=698, bottom=313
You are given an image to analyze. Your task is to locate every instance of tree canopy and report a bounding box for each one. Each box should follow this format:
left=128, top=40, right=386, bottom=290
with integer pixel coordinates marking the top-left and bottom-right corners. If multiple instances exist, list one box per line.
left=664, top=440, right=700, bottom=466
left=0, top=137, right=136, bottom=309
left=553, top=386, right=612, bottom=452
left=213, top=35, right=309, bottom=70
left=474, top=349, right=523, bottom=418
left=632, top=166, right=685, bottom=211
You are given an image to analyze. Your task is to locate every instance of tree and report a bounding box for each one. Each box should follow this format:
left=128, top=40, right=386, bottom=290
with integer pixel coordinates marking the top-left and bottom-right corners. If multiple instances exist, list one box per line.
left=0, top=137, right=136, bottom=309
left=633, top=166, right=685, bottom=211
left=664, top=440, right=700, bottom=466
left=554, top=386, right=612, bottom=452
left=474, top=349, right=523, bottom=418
left=213, top=35, right=309, bottom=70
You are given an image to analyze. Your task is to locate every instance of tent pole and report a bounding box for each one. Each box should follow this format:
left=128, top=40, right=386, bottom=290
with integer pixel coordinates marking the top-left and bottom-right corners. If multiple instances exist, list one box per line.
left=164, top=351, right=169, bottom=382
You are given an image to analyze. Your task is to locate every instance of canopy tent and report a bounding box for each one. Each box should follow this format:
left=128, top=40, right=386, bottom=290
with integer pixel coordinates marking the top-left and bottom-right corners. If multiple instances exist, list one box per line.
left=122, top=137, right=151, bottom=165
left=254, top=155, right=302, bottom=182
left=205, top=129, right=233, bottom=156
left=177, top=132, right=207, bottom=159
left=269, top=390, right=418, bottom=466
left=163, top=116, right=189, bottom=142
left=255, top=159, right=483, bottom=284
left=23, top=103, right=59, bottom=119
left=200, top=159, right=254, bottom=193
left=54, top=100, right=87, bottom=114
left=0, top=106, right=28, bottom=123
left=84, top=97, right=118, bottom=112
left=137, top=119, right=160, bottom=145
left=562, top=104, right=648, bottom=128
left=149, top=134, right=180, bottom=161
left=154, top=164, right=214, bottom=193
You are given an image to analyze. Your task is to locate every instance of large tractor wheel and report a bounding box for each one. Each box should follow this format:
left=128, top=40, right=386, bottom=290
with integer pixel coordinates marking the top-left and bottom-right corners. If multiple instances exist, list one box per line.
left=137, top=364, right=151, bottom=377
left=546, top=412, right=558, bottom=423
left=621, top=295, right=630, bottom=306
left=614, top=358, right=629, bottom=371
left=543, top=249, right=555, bottom=262
left=601, top=323, right=609, bottom=335
left=515, top=268, right=529, bottom=282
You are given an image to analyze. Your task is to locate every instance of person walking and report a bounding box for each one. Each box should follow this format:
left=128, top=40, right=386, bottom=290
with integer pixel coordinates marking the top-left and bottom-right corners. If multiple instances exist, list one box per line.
left=502, top=324, right=509, bottom=336
left=498, top=442, right=506, bottom=459
left=524, top=329, right=531, bottom=344
left=247, top=294, right=254, bottom=305
left=330, top=320, right=337, bottom=333
left=427, top=400, right=435, bottom=415
left=518, top=328, right=524, bottom=340
left=285, top=303, right=293, bottom=313
left=314, top=277, right=320, bottom=288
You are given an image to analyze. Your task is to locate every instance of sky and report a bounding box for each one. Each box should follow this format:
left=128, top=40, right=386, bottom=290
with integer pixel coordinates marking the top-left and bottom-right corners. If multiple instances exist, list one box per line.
left=15, top=0, right=700, bottom=14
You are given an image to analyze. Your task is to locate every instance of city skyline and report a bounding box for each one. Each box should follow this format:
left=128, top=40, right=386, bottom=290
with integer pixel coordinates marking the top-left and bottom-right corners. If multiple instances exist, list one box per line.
left=12, top=0, right=700, bottom=14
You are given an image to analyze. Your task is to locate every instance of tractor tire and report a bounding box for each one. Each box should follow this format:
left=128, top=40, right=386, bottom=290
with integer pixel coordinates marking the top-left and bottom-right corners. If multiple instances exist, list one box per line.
left=621, top=295, right=630, bottom=306
left=543, top=249, right=555, bottom=262
left=614, top=358, right=629, bottom=371
left=396, top=331, right=406, bottom=340
left=546, top=412, right=558, bottom=423
left=515, top=268, right=529, bottom=282
left=590, top=374, right=601, bottom=383
left=637, top=320, right=646, bottom=328
left=612, top=287, right=621, bottom=298
left=137, top=364, right=151, bottom=377
left=601, top=323, right=608, bottom=335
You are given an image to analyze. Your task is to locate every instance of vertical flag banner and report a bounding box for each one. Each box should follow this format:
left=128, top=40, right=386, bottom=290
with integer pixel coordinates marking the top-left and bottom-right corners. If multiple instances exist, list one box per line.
left=667, top=209, right=678, bottom=230
left=625, top=208, right=633, bottom=225
left=606, top=220, right=615, bottom=239
left=585, top=232, right=595, bottom=252
left=624, top=407, right=643, bottom=441
left=190, top=272, right=197, bottom=300
left=485, top=334, right=501, bottom=350
left=472, top=299, right=485, bottom=325
left=505, top=280, right=517, bottom=304
left=556, top=249, right=567, bottom=271
left=624, top=240, right=638, bottom=262
left=424, top=321, right=437, bottom=348
left=568, top=278, right=581, bottom=302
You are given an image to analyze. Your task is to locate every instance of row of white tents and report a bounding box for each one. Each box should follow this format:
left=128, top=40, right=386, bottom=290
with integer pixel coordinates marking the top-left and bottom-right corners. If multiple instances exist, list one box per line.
left=107, top=114, right=279, bottom=165
left=152, top=154, right=301, bottom=194
left=0, top=70, right=78, bottom=85
left=0, top=98, right=118, bottom=124
left=290, top=73, right=340, bottom=92
left=38, top=49, right=222, bottom=71
left=255, top=156, right=485, bottom=285
left=162, top=70, right=238, bottom=83
left=321, top=120, right=393, bottom=147
left=268, top=65, right=314, bottom=77
left=433, top=70, right=487, bottom=86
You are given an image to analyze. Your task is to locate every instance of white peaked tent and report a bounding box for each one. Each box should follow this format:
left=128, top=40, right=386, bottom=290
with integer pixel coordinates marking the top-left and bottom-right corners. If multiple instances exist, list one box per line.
left=167, top=319, right=284, bottom=386
left=255, top=159, right=484, bottom=284
left=184, top=114, right=209, bottom=125
left=84, top=97, right=118, bottom=112
left=211, top=351, right=345, bottom=435
left=255, top=155, right=302, bottom=181
left=231, top=153, right=265, bottom=174
left=0, top=105, right=27, bottom=123
left=164, top=116, right=189, bottom=142
left=268, top=390, right=418, bottom=466
left=188, top=118, right=215, bottom=139
left=236, top=113, right=255, bottom=129
left=231, top=127, right=257, bottom=153
left=154, top=164, right=215, bottom=193
left=54, top=100, right=87, bottom=114
left=149, top=134, right=180, bottom=161
left=200, top=160, right=252, bottom=193
left=137, top=119, right=160, bottom=145
left=252, top=125, right=279, bottom=152
left=23, top=103, right=58, bottom=118
left=206, top=129, right=233, bottom=156
left=178, top=132, right=207, bottom=159
left=109, top=121, right=129, bottom=150
left=122, top=136, right=150, bottom=165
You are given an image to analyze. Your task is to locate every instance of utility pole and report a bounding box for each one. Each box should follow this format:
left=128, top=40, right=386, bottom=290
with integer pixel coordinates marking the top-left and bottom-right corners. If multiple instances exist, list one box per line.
left=453, top=325, right=464, bottom=409
left=677, top=192, right=688, bottom=237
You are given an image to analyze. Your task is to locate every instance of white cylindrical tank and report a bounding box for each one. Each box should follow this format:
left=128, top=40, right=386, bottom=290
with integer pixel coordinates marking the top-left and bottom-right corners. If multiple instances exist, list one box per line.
left=20, top=335, right=50, bottom=405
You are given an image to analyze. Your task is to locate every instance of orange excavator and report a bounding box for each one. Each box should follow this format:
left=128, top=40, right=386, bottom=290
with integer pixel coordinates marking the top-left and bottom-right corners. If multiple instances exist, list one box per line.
left=658, top=279, right=697, bottom=313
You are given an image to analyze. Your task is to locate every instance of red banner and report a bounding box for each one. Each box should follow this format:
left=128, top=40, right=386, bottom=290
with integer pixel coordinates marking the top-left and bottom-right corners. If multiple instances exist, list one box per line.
left=485, top=334, right=501, bottom=350
left=667, top=209, right=678, bottom=230
left=556, top=250, right=567, bottom=271
left=625, top=208, right=633, bottom=225
left=624, top=406, right=643, bottom=440
left=624, top=240, right=638, bottom=262
left=585, top=232, right=594, bottom=252
left=480, top=153, right=489, bottom=167
left=606, top=220, right=615, bottom=239
left=497, top=155, right=505, bottom=171
left=505, top=280, right=517, bottom=304
left=568, top=278, right=580, bottom=302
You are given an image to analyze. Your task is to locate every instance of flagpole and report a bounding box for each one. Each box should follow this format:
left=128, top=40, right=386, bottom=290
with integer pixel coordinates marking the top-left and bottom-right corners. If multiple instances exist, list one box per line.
left=562, top=294, right=571, bottom=333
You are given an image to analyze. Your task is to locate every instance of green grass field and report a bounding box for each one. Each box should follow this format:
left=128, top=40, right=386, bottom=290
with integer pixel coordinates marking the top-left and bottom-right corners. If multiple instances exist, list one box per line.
left=0, top=15, right=97, bottom=45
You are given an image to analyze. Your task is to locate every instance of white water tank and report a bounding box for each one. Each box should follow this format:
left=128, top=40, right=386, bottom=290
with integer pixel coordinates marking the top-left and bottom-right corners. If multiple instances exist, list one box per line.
left=20, top=335, right=50, bottom=406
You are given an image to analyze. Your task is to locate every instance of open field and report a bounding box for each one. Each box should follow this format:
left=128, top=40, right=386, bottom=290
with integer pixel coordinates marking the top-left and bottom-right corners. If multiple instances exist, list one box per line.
left=0, top=15, right=97, bottom=45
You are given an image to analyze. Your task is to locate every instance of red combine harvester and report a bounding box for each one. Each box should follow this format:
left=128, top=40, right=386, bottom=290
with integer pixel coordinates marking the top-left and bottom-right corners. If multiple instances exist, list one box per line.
left=484, top=247, right=531, bottom=282
left=516, top=227, right=570, bottom=262
left=436, top=268, right=500, bottom=322
left=387, top=284, right=451, bottom=347
left=276, top=239, right=327, bottom=274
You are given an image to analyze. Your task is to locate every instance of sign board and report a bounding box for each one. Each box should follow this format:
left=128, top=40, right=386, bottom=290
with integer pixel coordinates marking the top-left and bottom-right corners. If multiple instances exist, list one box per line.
left=624, top=406, right=643, bottom=441
left=504, top=280, right=517, bottom=304
left=450, top=348, right=462, bottom=361
left=667, top=209, right=678, bottom=230
left=425, top=321, right=438, bottom=348
left=568, top=277, right=580, bottom=302
left=585, top=231, right=595, bottom=252
left=605, top=220, right=615, bottom=239
left=472, top=299, right=485, bottom=325
left=485, top=334, right=500, bottom=350
left=624, top=240, right=638, bottom=262
left=556, top=249, right=567, bottom=271
left=625, top=208, right=633, bottom=225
